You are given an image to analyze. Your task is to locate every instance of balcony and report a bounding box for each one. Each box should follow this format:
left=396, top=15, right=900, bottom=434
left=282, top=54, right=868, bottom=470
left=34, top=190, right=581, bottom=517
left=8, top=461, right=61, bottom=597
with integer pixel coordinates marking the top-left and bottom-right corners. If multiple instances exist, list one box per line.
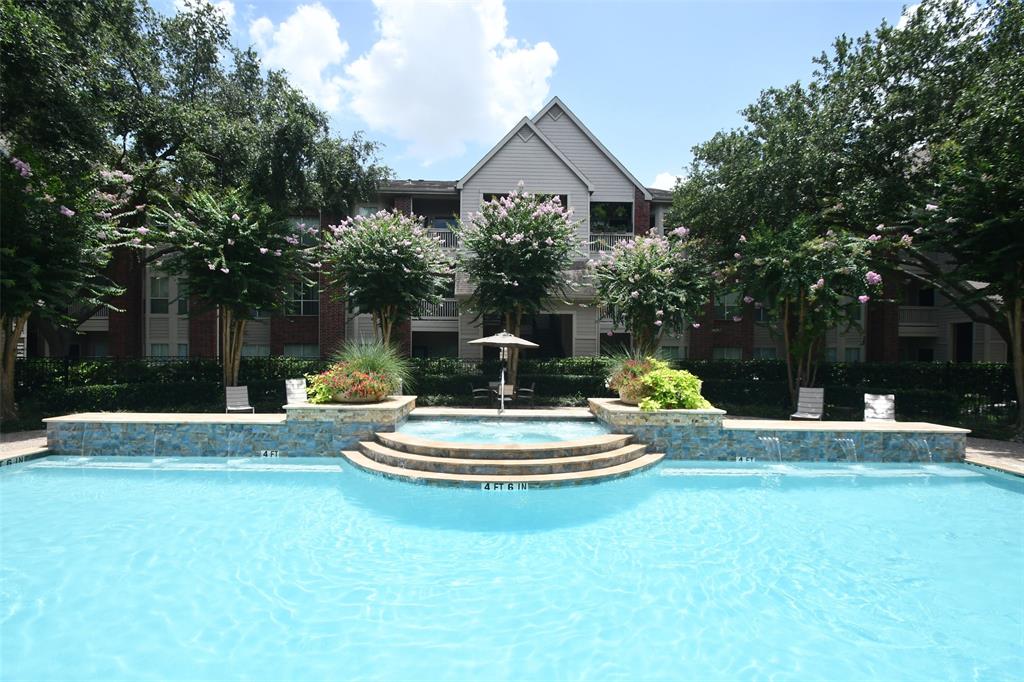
left=899, top=305, right=937, bottom=337
left=429, top=228, right=459, bottom=250
left=417, top=298, right=458, bottom=319
left=589, top=233, right=634, bottom=252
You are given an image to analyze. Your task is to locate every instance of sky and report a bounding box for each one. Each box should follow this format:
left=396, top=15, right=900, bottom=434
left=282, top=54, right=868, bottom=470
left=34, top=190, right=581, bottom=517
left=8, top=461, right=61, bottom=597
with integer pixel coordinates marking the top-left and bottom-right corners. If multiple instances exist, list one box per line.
left=162, top=0, right=913, bottom=189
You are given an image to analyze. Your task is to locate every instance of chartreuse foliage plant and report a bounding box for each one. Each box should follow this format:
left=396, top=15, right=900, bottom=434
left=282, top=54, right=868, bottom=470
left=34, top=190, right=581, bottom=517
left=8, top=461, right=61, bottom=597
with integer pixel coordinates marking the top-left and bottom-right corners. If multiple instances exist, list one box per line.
left=147, top=187, right=315, bottom=386
left=457, top=185, right=579, bottom=384
left=638, top=368, right=713, bottom=412
left=321, top=210, right=451, bottom=344
left=591, top=231, right=715, bottom=356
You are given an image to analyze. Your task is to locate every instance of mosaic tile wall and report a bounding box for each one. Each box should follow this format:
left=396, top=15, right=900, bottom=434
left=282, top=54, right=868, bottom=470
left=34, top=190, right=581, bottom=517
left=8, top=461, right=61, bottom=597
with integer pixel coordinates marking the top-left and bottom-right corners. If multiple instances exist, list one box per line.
left=47, top=398, right=416, bottom=458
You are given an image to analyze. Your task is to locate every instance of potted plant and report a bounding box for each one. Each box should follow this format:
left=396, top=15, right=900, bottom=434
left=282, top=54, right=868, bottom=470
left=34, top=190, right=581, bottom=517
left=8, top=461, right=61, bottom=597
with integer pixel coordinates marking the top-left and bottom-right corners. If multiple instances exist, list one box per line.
left=606, top=355, right=669, bottom=405
left=305, top=341, right=411, bottom=404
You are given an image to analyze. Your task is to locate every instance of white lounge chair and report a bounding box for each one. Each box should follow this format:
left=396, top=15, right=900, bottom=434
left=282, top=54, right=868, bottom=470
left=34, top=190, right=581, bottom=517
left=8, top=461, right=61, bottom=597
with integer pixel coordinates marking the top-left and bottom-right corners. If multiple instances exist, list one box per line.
left=226, top=385, right=255, bottom=413
left=790, top=387, right=824, bottom=420
left=285, top=378, right=308, bottom=405
left=864, top=393, right=895, bottom=421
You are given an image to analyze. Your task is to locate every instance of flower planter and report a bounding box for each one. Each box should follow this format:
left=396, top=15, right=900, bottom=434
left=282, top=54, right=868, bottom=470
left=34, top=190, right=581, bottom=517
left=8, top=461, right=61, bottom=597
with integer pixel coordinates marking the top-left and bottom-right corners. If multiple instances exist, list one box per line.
left=332, top=393, right=387, bottom=404
left=618, top=386, right=642, bottom=405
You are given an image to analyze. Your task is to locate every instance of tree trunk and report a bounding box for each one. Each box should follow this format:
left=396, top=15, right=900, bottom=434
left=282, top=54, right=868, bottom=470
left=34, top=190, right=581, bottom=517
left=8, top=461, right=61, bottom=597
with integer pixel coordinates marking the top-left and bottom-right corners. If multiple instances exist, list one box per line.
left=1009, top=297, right=1024, bottom=439
left=782, top=298, right=797, bottom=406
left=219, top=307, right=247, bottom=387
left=508, top=307, right=523, bottom=388
left=1, top=314, right=30, bottom=421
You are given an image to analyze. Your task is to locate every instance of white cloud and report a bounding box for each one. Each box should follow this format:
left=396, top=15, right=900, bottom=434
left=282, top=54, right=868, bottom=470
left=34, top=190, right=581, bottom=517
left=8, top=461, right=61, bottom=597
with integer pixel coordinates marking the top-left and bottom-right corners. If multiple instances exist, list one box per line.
left=175, top=0, right=236, bottom=24
left=651, top=172, right=685, bottom=191
left=896, top=2, right=921, bottom=30
left=344, top=0, right=558, bottom=161
left=249, top=4, right=349, bottom=112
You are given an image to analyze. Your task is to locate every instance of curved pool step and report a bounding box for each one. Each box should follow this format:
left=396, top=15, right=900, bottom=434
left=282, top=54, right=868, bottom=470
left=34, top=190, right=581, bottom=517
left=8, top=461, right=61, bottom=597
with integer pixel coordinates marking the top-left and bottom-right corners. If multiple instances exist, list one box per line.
left=341, top=448, right=665, bottom=488
left=375, top=431, right=633, bottom=459
left=358, top=440, right=649, bottom=476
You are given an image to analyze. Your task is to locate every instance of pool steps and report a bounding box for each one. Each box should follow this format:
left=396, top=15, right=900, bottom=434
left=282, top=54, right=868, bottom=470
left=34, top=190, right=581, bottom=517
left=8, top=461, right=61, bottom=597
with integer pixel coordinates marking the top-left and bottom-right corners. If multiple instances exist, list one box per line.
left=342, top=432, right=664, bottom=486
left=375, top=432, right=635, bottom=459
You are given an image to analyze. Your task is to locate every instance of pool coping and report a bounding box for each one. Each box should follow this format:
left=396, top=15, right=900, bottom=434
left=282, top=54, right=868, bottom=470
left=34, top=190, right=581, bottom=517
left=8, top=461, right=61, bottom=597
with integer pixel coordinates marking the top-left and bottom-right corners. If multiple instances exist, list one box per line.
left=409, top=406, right=594, bottom=419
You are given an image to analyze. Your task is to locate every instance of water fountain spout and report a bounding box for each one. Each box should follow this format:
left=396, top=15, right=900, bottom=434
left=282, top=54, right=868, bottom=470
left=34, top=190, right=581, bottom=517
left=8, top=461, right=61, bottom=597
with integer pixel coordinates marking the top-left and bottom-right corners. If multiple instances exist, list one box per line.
left=757, top=436, right=783, bottom=463
left=833, top=437, right=858, bottom=462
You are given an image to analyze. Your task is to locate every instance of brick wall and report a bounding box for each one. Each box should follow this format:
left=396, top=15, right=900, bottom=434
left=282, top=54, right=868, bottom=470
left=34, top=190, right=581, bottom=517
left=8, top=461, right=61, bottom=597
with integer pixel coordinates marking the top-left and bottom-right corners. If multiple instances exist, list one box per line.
left=687, top=300, right=755, bottom=360
left=633, top=187, right=651, bottom=236
left=270, top=316, right=319, bottom=356
left=107, top=248, right=144, bottom=357
left=188, top=302, right=218, bottom=357
left=392, top=196, right=412, bottom=215
left=319, top=281, right=346, bottom=358
left=865, top=275, right=900, bottom=362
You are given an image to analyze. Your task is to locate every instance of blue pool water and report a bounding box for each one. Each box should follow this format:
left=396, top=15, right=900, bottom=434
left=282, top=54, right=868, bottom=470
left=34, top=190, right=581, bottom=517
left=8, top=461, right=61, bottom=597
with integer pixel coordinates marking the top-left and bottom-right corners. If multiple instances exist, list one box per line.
left=398, top=417, right=609, bottom=443
left=1, top=457, right=1022, bottom=681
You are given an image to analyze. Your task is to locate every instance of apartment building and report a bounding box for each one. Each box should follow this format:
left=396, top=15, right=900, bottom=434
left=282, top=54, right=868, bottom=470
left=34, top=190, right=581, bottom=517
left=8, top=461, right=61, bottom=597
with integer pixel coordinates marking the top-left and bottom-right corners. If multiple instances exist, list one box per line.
left=24, top=97, right=1007, bottom=364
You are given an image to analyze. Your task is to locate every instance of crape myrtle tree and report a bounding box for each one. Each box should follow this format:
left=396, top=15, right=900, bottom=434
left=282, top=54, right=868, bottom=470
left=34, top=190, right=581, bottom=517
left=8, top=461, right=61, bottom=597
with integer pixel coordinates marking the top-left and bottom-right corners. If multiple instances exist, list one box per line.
left=0, top=149, right=136, bottom=419
left=728, top=218, right=883, bottom=402
left=457, top=187, right=580, bottom=385
left=590, top=229, right=715, bottom=357
left=146, top=188, right=314, bottom=386
left=320, top=210, right=452, bottom=345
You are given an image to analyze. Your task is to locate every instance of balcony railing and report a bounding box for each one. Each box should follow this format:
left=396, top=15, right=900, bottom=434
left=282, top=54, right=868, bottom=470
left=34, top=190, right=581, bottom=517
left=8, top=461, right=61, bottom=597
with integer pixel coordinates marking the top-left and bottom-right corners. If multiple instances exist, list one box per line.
left=589, top=233, right=634, bottom=252
left=417, top=298, right=458, bottom=319
left=899, top=306, right=936, bottom=325
left=429, top=228, right=459, bottom=250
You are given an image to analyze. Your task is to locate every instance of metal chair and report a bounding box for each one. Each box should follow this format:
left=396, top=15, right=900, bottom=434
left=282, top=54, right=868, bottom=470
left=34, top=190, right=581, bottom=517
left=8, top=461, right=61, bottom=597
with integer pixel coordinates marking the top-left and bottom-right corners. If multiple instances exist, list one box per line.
left=864, top=393, right=896, bottom=421
left=470, top=384, right=492, bottom=406
left=790, top=387, right=824, bottom=420
left=226, top=385, right=255, bottom=413
left=490, top=383, right=515, bottom=408
left=285, top=378, right=308, bottom=405
left=515, top=382, right=536, bottom=406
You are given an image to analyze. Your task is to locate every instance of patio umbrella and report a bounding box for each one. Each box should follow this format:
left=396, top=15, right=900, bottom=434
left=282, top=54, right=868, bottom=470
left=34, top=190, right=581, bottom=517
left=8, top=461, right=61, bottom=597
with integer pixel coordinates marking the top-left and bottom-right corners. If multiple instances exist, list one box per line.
left=467, top=331, right=539, bottom=412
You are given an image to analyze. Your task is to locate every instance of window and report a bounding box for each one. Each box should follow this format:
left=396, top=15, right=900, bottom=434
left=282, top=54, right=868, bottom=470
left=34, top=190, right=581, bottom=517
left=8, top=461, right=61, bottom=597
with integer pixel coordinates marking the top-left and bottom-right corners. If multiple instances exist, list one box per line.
left=660, top=345, right=688, bottom=360
left=754, top=306, right=769, bottom=323
left=150, top=343, right=169, bottom=357
left=176, top=295, right=188, bottom=315
left=917, top=347, right=935, bottom=362
left=284, top=344, right=320, bottom=358
left=752, top=347, right=777, bottom=359
left=590, top=202, right=633, bottom=233
left=917, top=287, right=935, bottom=307
left=712, top=347, right=742, bottom=360
left=844, top=347, right=862, bottom=363
left=241, top=344, right=270, bottom=357
left=286, top=283, right=320, bottom=316
left=355, top=206, right=378, bottom=217
left=714, top=293, right=741, bottom=321
left=90, top=340, right=108, bottom=358
left=149, top=277, right=169, bottom=314
left=824, top=347, right=838, bottom=362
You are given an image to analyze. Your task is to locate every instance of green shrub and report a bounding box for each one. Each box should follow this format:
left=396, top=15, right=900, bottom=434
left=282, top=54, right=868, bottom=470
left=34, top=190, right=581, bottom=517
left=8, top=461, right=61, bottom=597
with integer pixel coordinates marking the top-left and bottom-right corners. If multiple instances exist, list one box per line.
left=638, top=368, right=713, bottom=411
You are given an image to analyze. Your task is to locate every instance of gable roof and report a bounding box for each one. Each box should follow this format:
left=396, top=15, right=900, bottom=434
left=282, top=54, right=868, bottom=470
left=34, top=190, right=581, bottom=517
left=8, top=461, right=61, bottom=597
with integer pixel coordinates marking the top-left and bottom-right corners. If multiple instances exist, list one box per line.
left=532, top=97, right=652, bottom=201
left=456, top=117, right=594, bottom=192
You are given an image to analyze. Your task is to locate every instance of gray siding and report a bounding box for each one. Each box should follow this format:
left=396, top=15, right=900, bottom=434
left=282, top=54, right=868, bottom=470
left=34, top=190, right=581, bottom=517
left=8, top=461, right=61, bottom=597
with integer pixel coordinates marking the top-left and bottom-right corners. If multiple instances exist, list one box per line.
left=535, top=105, right=635, bottom=202
left=459, top=127, right=591, bottom=247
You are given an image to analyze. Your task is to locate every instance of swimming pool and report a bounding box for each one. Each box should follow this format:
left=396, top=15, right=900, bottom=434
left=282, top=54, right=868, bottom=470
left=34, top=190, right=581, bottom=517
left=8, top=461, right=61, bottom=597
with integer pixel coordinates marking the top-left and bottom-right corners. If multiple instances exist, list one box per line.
left=1, top=457, right=1021, bottom=680
left=397, top=417, right=610, bottom=443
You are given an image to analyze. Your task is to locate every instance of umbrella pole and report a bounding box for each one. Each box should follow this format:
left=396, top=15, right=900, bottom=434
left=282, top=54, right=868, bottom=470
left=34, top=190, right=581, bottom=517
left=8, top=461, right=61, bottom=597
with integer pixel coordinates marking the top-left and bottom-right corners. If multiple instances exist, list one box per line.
left=499, top=366, right=505, bottom=413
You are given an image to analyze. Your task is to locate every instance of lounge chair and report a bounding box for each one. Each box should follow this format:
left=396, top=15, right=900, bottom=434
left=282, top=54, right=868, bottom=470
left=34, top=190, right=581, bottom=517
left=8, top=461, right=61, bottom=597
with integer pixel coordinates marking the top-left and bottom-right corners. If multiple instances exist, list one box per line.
left=226, top=385, right=255, bottom=413
left=790, top=387, right=824, bottom=420
left=285, top=378, right=308, bottom=405
left=864, top=393, right=895, bottom=421
left=470, top=384, right=492, bottom=407
left=515, top=382, right=536, bottom=407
